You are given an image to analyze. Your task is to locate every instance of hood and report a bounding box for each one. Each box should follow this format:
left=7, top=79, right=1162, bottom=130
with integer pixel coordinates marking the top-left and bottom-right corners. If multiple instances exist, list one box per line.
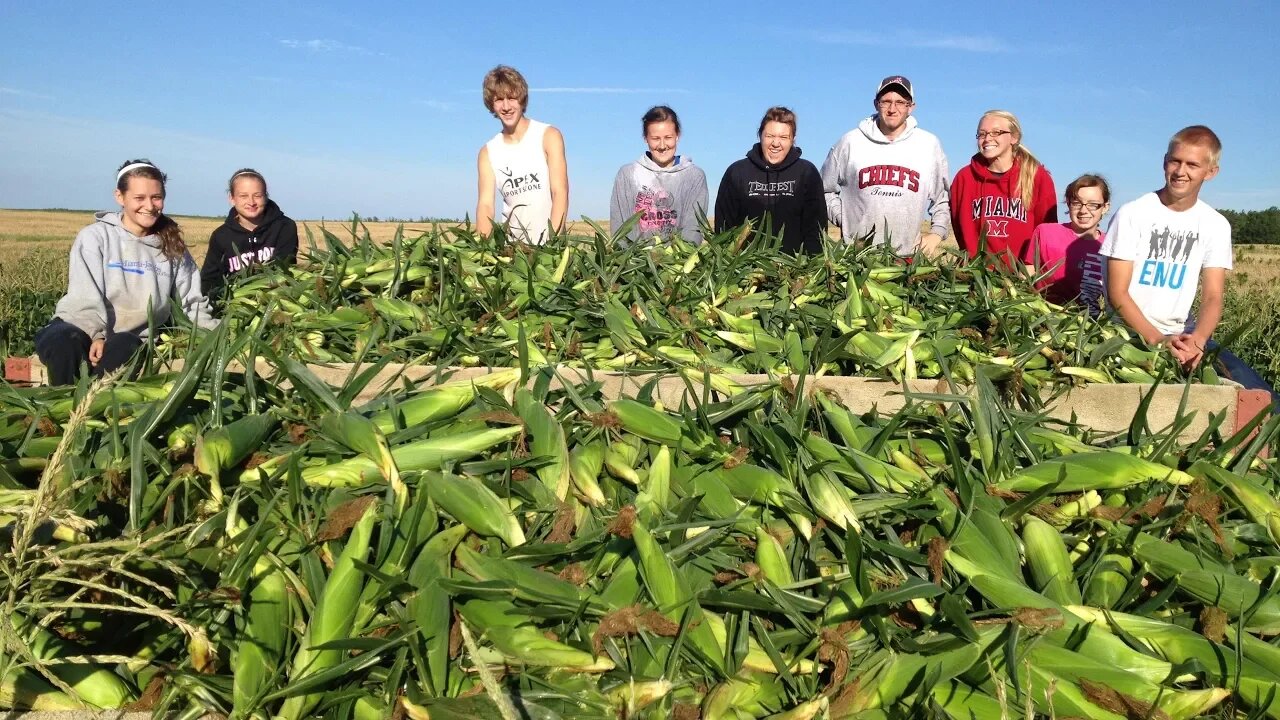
left=95, top=210, right=163, bottom=248
left=220, top=198, right=285, bottom=234
left=638, top=152, right=695, bottom=173
left=963, top=153, right=1022, bottom=191
left=858, top=114, right=918, bottom=144
left=747, top=143, right=802, bottom=172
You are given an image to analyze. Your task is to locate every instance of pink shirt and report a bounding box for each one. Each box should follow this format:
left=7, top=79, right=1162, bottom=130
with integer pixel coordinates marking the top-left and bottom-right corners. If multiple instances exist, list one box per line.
left=1021, top=222, right=1105, bottom=305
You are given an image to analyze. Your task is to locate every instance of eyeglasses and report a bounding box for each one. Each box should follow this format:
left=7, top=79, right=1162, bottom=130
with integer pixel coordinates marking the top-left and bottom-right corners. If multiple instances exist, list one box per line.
left=975, top=130, right=1012, bottom=140
left=877, top=99, right=911, bottom=109
left=1068, top=201, right=1105, bottom=212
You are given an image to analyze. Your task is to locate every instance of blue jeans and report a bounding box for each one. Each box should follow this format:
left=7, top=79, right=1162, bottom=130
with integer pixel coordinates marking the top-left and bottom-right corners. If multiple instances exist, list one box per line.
left=1208, top=340, right=1280, bottom=404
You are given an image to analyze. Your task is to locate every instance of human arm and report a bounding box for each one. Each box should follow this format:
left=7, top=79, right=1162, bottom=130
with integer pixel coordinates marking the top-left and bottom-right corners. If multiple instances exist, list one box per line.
left=544, top=126, right=569, bottom=234
left=684, top=167, right=710, bottom=244
left=475, top=146, right=495, bottom=237
left=57, top=229, right=109, bottom=340
left=804, top=163, right=829, bottom=248
left=713, top=165, right=740, bottom=235
left=175, top=253, right=220, bottom=330
left=199, top=231, right=228, bottom=301
left=1034, top=168, right=1059, bottom=226
left=1172, top=267, right=1226, bottom=368
left=275, top=219, right=300, bottom=267
left=819, top=142, right=845, bottom=229
left=1106, top=257, right=1176, bottom=352
left=924, top=141, right=951, bottom=251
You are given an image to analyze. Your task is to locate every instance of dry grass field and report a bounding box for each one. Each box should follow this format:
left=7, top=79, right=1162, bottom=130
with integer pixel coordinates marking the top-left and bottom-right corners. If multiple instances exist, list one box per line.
left=0, top=209, right=602, bottom=266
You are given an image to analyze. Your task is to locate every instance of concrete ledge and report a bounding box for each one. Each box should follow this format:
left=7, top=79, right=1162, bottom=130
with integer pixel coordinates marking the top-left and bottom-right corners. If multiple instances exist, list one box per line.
left=5, top=356, right=1266, bottom=443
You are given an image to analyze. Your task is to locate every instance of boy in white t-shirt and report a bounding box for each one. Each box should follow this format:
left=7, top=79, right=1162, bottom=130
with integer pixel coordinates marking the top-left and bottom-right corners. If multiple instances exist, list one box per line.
left=1101, top=126, right=1230, bottom=370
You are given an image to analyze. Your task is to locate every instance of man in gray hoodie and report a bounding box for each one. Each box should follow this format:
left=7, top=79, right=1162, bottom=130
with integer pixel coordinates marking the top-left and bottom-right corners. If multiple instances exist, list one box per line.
left=820, top=76, right=950, bottom=257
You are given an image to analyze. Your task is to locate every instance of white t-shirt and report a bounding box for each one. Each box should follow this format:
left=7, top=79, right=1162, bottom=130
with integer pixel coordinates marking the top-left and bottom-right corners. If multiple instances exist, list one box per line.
left=1099, top=192, right=1232, bottom=336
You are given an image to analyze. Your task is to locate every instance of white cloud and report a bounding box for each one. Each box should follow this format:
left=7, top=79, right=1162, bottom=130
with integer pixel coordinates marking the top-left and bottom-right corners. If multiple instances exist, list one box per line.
left=531, top=87, right=690, bottom=95
left=278, top=38, right=384, bottom=57
left=0, top=86, right=54, bottom=100
left=416, top=99, right=458, bottom=111
left=812, top=30, right=1009, bottom=53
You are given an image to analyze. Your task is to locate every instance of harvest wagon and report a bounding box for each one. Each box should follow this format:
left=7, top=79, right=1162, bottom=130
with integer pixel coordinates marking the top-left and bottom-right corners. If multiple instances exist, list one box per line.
left=1, top=225, right=1278, bottom=718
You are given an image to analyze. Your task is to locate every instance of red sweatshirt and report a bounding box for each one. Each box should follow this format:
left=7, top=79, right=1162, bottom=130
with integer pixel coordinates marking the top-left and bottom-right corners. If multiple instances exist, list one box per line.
left=950, top=154, right=1058, bottom=264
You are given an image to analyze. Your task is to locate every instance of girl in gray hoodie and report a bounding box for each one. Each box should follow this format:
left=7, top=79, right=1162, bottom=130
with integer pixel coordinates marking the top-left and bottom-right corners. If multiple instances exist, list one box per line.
left=610, top=106, right=709, bottom=244
left=34, top=159, right=218, bottom=385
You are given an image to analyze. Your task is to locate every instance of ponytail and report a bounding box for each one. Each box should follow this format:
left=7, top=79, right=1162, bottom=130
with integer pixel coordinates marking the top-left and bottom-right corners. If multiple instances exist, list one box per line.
left=1014, top=145, right=1043, bottom=213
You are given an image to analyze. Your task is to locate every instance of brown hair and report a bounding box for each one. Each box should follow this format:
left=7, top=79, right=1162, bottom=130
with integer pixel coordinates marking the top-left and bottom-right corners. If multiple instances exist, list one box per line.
left=482, top=65, right=529, bottom=113
left=981, top=110, right=1044, bottom=212
left=757, top=106, right=796, bottom=138
left=116, top=159, right=186, bottom=260
left=642, top=105, right=681, bottom=136
left=228, top=168, right=269, bottom=197
left=1168, top=125, right=1222, bottom=166
left=1064, top=174, right=1111, bottom=204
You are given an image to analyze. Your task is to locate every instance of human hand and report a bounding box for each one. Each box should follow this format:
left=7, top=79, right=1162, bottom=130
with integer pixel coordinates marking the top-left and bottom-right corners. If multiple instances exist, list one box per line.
left=919, top=233, right=943, bottom=259
left=89, top=338, right=105, bottom=367
left=1170, top=334, right=1206, bottom=369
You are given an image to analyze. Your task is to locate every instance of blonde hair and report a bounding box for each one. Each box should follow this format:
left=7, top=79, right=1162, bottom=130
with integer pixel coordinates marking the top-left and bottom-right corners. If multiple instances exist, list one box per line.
left=482, top=65, right=529, bottom=113
left=982, top=110, right=1043, bottom=211
left=1168, top=125, right=1222, bottom=166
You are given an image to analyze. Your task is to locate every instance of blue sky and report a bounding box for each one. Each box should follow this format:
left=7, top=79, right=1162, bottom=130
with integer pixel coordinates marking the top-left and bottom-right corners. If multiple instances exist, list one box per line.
left=1, top=1, right=1277, bottom=224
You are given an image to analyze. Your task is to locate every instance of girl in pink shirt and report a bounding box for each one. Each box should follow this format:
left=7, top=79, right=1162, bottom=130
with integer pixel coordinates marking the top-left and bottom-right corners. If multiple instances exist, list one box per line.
left=1021, top=174, right=1111, bottom=309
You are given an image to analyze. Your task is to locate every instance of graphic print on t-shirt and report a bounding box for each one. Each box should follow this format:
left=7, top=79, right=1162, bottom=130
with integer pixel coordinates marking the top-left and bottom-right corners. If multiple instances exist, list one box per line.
left=971, top=196, right=1026, bottom=240
left=858, top=164, right=921, bottom=199
left=498, top=166, right=544, bottom=197
left=1138, top=226, right=1198, bottom=290
left=1078, top=252, right=1105, bottom=317
left=635, top=185, right=677, bottom=234
left=747, top=180, right=797, bottom=198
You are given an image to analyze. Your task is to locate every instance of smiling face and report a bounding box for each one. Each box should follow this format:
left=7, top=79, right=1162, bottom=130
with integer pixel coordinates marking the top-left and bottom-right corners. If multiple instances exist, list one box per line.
left=760, top=120, right=794, bottom=165
left=645, top=120, right=680, bottom=168
left=976, top=115, right=1018, bottom=167
left=874, top=90, right=914, bottom=137
left=1161, top=141, right=1219, bottom=208
left=1067, top=185, right=1109, bottom=235
left=230, top=176, right=268, bottom=224
left=491, top=94, right=525, bottom=131
left=114, top=176, right=165, bottom=237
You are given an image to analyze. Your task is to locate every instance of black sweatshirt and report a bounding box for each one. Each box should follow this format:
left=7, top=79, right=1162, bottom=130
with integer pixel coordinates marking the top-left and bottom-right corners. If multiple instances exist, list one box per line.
left=200, top=199, right=299, bottom=302
left=713, top=144, right=828, bottom=253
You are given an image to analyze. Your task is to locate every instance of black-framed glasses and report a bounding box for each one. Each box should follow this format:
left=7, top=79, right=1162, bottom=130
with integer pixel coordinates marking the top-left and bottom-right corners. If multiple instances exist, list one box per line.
left=877, top=99, right=911, bottom=109
left=975, top=130, right=1012, bottom=140
left=1068, top=201, right=1105, bottom=212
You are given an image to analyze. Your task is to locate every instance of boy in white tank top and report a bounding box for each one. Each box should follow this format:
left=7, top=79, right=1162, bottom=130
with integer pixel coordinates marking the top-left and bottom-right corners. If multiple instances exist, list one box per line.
left=475, top=65, right=569, bottom=245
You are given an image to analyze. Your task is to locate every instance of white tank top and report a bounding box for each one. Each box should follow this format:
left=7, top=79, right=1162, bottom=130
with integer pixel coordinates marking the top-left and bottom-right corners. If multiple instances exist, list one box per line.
left=486, top=119, right=554, bottom=244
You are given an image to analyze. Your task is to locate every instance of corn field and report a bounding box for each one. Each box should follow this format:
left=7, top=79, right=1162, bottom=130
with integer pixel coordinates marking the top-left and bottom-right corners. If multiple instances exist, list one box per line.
left=0, top=222, right=1278, bottom=718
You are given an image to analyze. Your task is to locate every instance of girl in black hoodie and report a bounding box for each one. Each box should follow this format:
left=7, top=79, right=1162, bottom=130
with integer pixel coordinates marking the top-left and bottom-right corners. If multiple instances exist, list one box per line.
left=201, top=168, right=299, bottom=303
left=714, top=107, right=828, bottom=253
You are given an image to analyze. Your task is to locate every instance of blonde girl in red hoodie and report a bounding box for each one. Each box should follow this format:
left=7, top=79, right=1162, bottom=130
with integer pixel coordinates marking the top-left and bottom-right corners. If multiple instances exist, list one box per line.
left=950, top=110, right=1057, bottom=265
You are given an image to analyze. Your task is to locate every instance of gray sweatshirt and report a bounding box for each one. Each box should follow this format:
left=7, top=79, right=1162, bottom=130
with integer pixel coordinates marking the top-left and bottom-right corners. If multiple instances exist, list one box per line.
left=820, top=115, right=950, bottom=255
left=53, top=211, right=219, bottom=340
left=610, top=154, right=709, bottom=244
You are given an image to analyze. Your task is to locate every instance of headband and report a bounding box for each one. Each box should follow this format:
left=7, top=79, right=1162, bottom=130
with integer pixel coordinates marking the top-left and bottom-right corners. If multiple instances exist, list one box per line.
left=116, top=162, right=157, bottom=181
left=231, top=170, right=262, bottom=180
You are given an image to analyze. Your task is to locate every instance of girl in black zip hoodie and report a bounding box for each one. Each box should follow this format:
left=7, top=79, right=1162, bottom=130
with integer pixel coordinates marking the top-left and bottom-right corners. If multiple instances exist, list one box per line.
left=201, top=168, right=299, bottom=304
left=714, top=107, right=828, bottom=253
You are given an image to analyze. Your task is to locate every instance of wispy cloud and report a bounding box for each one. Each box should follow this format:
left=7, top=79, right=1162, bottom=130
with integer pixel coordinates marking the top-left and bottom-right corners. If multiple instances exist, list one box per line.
left=279, top=38, right=384, bottom=57
left=0, top=86, right=54, bottom=100
left=416, top=99, right=458, bottom=112
left=812, top=30, right=1009, bottom=53
left=531, top=87, right=690, bottom=95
